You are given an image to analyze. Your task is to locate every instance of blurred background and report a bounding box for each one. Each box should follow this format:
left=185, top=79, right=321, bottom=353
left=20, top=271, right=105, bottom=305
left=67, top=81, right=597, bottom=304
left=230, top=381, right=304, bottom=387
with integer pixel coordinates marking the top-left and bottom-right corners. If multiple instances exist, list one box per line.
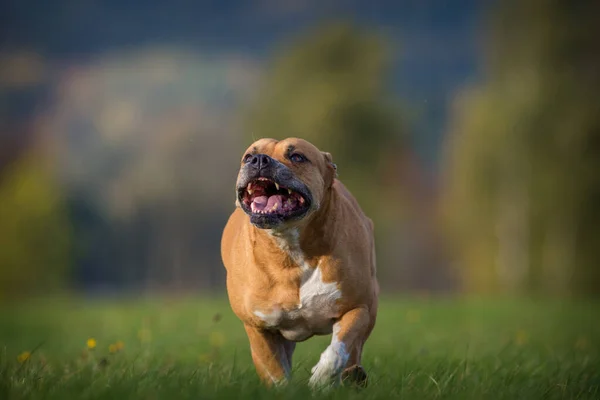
left=1, top=0, right=599, bottom=301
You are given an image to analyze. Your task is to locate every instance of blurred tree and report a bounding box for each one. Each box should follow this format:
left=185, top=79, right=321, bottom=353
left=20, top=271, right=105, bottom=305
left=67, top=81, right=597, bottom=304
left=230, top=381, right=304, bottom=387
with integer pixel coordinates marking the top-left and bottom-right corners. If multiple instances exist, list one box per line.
left=244, top=22, right=406, bottom=221
left=441, top=0, right=600, bottom=296
left=0, top=153, right=72, bottom=299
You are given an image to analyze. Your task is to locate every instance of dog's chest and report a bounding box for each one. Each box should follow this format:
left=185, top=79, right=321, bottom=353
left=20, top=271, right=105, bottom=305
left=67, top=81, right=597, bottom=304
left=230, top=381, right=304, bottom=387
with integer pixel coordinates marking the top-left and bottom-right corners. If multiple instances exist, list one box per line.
left=251, top=230, right=343, bottom=341
left=253, top=260, right=342, bottom=341
left=296, top=266, right=341, bottom=321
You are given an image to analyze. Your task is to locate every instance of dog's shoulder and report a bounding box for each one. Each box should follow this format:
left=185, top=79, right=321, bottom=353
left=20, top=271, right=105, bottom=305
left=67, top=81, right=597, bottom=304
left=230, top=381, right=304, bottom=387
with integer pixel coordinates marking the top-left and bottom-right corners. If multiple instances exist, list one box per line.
left=221, top=208, right=250, bottom=270
left=331, top=179, right=372, bottom=232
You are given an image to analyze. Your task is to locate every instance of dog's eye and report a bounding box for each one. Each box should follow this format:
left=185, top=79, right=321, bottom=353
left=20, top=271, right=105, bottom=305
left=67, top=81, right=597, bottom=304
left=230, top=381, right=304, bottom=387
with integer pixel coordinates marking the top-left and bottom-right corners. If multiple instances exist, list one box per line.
left=290, top=153, right=307, bottom=163
left=243, top=154, right=253, bottom=163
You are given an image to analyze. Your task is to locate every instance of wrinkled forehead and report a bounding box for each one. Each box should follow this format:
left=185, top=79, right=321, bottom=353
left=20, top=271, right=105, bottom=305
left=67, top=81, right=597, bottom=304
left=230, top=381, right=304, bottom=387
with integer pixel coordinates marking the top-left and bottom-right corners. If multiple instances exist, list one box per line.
left=243, top=138, right=321, bottom=160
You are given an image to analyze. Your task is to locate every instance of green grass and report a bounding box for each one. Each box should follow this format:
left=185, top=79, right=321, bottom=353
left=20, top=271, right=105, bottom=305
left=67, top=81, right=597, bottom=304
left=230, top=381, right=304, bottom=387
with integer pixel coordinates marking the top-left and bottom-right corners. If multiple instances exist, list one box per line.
left=0, top=295, right=598, bottom=399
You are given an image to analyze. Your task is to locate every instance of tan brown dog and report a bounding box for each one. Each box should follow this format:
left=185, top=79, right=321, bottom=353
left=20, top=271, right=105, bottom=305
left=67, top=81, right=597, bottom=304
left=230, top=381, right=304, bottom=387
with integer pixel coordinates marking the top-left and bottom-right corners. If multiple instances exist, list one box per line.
left=221, top=138, right=378, bottom=388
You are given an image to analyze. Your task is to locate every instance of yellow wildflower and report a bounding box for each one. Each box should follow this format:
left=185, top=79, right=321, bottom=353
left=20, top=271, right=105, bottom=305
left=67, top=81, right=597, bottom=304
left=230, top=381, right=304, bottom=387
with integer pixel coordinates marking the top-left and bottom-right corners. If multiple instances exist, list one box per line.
left=87, top=338, right=97, bottom=350
left=17, top=351, right=31, bottom=363
left=209, top=331, right=226, bottom=348
left=109, top=341, right=125, bottom=353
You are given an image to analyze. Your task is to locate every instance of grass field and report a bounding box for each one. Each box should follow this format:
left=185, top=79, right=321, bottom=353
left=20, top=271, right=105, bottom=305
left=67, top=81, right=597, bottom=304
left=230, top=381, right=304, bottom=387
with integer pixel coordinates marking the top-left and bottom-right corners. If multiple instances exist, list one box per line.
left=1, top=296, right=598, bottom=399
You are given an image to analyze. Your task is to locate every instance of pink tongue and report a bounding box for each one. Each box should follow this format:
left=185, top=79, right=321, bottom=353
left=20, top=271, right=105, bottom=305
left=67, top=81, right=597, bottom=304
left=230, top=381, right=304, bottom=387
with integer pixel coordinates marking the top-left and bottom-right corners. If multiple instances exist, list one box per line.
left=266, top=195, right=283, bottom=210
left=251, top=195, right=283, bottom=212
left=251, top=196, right=268, bottom=211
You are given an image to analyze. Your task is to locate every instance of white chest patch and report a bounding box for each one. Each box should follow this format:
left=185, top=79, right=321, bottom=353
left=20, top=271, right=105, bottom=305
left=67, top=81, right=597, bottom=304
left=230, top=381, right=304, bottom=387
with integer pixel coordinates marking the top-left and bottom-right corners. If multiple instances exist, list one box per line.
left=253, top=228, right=342, bottom=340
left=299, top=265, right=341, bottom=313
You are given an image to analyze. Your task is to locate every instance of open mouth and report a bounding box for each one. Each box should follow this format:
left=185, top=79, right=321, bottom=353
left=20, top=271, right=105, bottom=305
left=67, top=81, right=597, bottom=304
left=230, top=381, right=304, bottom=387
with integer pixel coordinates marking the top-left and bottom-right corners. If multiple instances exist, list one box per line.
left=239, top=177, right=310, bottom=217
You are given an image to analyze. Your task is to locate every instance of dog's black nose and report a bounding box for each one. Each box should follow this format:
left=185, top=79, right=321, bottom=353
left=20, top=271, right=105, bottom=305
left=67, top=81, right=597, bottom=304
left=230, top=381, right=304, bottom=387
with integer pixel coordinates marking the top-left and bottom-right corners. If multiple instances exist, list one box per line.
left=248, top=154, right=272, bottom=170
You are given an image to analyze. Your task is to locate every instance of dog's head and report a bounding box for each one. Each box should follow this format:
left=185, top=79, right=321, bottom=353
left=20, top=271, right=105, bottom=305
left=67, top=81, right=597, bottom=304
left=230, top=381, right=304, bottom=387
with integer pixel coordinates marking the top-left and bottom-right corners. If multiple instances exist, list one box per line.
left=236, top=138, right=337, bottom=229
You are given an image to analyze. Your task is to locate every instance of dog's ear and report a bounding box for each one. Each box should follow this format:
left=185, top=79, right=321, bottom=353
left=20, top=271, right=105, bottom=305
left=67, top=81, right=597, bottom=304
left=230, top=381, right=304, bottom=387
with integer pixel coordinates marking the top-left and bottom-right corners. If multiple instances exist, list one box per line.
left=322, top=151, right=337, bottom=187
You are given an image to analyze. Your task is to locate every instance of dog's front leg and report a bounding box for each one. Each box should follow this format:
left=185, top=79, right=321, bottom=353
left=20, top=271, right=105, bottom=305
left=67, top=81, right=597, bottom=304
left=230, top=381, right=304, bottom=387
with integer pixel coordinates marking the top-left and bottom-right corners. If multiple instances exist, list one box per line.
left=309, top=306, right=371, bottom=388
left=244, top=324, right=292, bottom=386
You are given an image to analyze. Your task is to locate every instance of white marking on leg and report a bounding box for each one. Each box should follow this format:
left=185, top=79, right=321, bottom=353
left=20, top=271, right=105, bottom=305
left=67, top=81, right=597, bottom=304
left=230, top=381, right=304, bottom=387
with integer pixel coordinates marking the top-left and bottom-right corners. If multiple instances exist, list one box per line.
left=309, top=323, right=349, bottom=388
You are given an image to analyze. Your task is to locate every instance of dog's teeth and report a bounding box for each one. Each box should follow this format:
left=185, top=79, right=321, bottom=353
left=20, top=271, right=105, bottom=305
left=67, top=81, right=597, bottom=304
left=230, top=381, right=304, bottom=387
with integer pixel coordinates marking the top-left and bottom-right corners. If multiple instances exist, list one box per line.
left=271, top=203, right=279, bottom=211
left=288, top=189, right=292, bottom=195
left=248, top=189, right=253, bottom=195
left=275, top=182, right=279, bottom=191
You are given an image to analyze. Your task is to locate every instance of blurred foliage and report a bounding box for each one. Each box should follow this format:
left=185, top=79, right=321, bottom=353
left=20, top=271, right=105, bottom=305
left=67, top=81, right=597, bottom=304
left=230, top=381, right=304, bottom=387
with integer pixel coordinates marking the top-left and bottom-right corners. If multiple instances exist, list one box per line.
left=244, top=22, right=406, bottom=222
left=0, top=153, right=72, bottom=299
left=441, top=0, right=600, bottom=296
left=44, top=49, right=259, bottom=290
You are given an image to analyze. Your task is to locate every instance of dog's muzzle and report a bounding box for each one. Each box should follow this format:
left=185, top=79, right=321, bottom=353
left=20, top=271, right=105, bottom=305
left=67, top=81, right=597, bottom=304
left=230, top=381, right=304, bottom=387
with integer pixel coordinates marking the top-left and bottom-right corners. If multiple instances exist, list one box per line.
left=236, top=154, right=313, bottom=229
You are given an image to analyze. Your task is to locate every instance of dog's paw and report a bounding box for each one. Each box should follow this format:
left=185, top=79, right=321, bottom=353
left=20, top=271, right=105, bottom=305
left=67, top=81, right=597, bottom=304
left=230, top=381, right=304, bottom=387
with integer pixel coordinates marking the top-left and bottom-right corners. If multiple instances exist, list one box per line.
left=308, top=342, right=349, bottom=389
left=341, top=365, right=368, bottom=388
